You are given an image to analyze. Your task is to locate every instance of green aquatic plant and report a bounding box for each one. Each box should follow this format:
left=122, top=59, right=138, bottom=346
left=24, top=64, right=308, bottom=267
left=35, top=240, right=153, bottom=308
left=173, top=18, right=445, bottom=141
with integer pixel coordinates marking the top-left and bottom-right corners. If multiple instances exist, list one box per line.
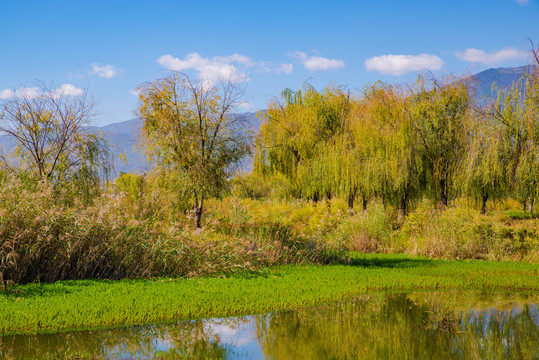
left=1, top=253, right=539, bottom=336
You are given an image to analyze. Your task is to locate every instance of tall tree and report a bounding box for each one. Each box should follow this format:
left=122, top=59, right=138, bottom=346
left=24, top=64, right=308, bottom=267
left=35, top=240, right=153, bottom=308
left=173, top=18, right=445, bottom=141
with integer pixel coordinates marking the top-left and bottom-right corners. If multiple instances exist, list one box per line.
left=460, top=110, right=508, bottom=214
left=137, top=72, right=251, bottom=228
left=354, top=83, right=425, bottom=215
left=409, top=76, right=470, bottom=209
left=256, top=84, right=349, bottom=200
left=491, top=69, right=539, bottom=213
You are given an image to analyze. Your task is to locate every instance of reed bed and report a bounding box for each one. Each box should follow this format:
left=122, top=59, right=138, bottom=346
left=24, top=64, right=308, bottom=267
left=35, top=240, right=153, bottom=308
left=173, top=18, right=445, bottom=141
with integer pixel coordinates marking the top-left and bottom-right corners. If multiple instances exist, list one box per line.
left=0, top=179, right=343, bottom=287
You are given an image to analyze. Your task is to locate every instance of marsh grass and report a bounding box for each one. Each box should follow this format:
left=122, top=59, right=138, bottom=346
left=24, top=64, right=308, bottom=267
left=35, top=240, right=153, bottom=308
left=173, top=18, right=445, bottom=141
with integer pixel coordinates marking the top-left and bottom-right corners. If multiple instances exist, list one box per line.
left=0, top=179, right=343, bottom=287
left=207, top=196, right=539, bottom=262
left=397, top=201, right=539, bottom=261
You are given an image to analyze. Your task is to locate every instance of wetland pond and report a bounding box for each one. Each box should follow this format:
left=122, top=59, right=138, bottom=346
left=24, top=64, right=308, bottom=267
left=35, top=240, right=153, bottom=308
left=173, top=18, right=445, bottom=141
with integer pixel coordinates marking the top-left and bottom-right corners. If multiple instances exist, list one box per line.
left=1, top=290, right=538, bottom=359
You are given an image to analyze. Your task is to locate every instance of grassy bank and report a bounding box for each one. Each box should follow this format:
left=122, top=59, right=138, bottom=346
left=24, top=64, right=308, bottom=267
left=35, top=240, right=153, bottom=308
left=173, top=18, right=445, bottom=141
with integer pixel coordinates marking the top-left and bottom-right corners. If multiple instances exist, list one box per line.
left=2, top=253, right=539, bottom=336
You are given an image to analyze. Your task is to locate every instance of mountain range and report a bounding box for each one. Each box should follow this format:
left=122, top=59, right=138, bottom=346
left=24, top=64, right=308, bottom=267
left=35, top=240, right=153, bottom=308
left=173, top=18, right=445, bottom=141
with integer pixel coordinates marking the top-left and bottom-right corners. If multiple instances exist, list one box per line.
left=0, top=65, right=536, bottom=177
left=467, top=64, right=537, bottom=102
left=91, top=112, right=260, bottom=175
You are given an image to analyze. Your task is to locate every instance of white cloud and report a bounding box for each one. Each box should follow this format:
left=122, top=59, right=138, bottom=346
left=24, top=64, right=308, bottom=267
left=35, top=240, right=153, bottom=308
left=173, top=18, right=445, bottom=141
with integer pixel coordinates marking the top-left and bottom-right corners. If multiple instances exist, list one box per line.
left=90, top=63, right=119, bottom=78
left=156, top=53, right=250, bottom=84
left=0, top=87, right=40, bottom=99
left=157, top=52, right=296, bottom=83
left=18, top=87, right=41, bottom=98
left=517, top=0, right=529, bottom=4
left=238, top=101, right=254, bottom=110
left=0, top=89, right=14, bottom=99
left=291, top=51, right=345, bottom=71
left=129, top=88, right=140, bottom=96
left=259, top=61, right=294, bottom=74
left=365, top=54, right=444, bottom=76
left=455, top=47, right=527, bottom=65
left=0, top=84, right=84, bottom=100
left=50, top=84, right=84, bottom=97
left=276, top=63, right=294, bottom=74
left=215, top=54, right=254, bottom=66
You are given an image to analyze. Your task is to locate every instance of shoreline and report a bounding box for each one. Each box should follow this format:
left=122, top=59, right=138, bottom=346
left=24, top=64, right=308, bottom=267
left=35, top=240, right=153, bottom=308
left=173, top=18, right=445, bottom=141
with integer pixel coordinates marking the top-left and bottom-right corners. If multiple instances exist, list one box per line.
left=2, top=253, right=539, bottom=336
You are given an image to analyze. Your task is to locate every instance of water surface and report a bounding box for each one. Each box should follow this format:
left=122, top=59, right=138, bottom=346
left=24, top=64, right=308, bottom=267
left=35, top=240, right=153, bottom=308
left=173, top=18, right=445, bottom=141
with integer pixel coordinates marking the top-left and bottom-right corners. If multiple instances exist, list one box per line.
left=1, top=290, right=538, bottom=359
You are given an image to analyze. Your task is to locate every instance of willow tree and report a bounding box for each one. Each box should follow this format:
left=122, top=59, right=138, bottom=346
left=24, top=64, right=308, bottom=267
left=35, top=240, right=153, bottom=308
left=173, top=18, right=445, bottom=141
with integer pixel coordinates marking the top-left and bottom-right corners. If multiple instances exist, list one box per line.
left=255, top=87, right=310, bottom=193
left=137, top=72, right=251, bottom=228
left=255, top=84, right=349, bottom=200
left=357, top=83, right=425, bottom=215
left=409, top=76, right=470, bottom=209
left=460, top=110, right=509, bottom=214
left=295, top=86, right=352, bottom=202
left=328, top=132, right=368, bottom=211
left=490, top=70, right=539, bottom=212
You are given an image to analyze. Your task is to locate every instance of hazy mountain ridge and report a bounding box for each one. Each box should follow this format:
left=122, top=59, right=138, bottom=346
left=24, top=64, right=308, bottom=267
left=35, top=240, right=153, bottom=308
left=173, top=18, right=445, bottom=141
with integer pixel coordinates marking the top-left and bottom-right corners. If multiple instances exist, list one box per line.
left=467, top=65, right=537, bottom=103
left=0, top=112, right=260, bottom=176
left=90, top=118, right=147, bottom=175
left=96, top=112, right=260, bottom=175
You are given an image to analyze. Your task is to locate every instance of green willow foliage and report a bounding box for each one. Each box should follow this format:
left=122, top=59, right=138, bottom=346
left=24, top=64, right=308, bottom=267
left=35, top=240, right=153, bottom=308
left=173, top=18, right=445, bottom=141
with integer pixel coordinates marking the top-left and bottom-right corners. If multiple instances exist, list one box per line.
left=462, top=68, right=539, bottom=213
left=255, top=69, right=539, bottom=215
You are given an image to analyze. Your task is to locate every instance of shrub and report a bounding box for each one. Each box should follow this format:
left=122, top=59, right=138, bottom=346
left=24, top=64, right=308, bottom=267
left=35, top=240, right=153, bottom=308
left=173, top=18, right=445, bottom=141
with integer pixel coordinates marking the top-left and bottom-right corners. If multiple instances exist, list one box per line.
left=335, top=202, right=394, bottom=253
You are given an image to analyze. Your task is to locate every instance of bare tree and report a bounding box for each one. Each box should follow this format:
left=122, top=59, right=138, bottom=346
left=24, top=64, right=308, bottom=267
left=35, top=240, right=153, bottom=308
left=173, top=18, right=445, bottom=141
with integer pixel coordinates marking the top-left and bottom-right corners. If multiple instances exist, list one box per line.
left=0, top=82, right=112, bottom=187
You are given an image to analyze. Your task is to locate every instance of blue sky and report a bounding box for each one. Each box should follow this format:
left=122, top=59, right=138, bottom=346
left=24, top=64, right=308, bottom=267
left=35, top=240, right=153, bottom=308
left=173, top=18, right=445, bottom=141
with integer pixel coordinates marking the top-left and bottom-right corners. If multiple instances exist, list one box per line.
left=1, top=0, right=538, bottom=125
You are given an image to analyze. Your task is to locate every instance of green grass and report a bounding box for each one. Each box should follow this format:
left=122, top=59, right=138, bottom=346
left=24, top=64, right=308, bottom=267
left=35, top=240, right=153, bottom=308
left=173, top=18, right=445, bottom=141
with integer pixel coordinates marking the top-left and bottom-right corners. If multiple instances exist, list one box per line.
left=504, top=209, right=539, bottom=220
left=2, top=253, right=539, bottom=336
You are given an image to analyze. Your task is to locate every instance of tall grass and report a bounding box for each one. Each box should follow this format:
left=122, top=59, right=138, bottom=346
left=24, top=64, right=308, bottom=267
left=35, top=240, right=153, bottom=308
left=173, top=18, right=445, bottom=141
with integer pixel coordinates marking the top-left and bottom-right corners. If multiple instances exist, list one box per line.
left=396, top=200, right=539, bottom=261
left=206, top=196, right=539, bottom=262
left=0, top=178, right=343, bottom=286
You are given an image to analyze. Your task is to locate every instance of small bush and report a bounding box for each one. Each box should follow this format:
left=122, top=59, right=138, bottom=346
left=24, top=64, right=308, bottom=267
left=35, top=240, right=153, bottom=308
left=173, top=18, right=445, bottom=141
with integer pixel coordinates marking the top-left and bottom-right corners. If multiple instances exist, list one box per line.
left=335, top=202, right=394, bottom=253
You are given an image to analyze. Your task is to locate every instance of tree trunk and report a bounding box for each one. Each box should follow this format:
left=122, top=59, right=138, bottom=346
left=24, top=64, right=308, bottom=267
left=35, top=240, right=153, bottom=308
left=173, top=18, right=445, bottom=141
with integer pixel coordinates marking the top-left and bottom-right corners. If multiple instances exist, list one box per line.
left=195, top=198, right=204, bottom=229
left=400, top=192, right=407, bottom=216
left=481, top=193, right=488, bottom=215
left=312, top=192, right=319, bottom=204
left=528, top=197, right=534, bottom=216
left=326, top=192, right=332, bottom=208
left=347, top=193, right=354, bottom=212
left=362, top=198, right=368, bottom=212
left=440, top=179, right=448, bottom=210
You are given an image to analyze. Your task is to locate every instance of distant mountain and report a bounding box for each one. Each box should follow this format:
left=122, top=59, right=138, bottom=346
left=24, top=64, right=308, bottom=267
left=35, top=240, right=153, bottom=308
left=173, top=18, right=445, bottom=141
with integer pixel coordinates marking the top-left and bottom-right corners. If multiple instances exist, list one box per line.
left=467, top=65, right=537, bottom=103
left=93, top=118, right=147, bottom=175
left=0, top=112, right=261, bottom=177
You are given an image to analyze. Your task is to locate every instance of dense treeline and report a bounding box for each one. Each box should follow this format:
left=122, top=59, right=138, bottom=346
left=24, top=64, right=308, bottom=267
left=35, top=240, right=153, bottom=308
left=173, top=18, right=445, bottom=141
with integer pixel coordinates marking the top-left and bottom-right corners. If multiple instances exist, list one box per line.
left=255, top=66, right=539, bottom=215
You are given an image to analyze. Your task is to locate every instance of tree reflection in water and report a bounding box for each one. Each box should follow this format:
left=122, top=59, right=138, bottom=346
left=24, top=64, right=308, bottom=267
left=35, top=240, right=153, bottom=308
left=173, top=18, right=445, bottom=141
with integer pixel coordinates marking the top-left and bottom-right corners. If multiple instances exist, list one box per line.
left=256, top=291, right=539, bottom=360
left=1, top=291, right=538, bottom=359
